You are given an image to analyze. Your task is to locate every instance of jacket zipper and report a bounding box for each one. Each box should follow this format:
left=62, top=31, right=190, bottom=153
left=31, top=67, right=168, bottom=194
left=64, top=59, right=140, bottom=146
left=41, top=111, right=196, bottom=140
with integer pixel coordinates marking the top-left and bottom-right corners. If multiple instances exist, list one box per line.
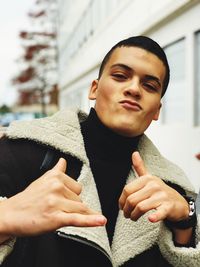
left=57, top=231, right=113, bottom=265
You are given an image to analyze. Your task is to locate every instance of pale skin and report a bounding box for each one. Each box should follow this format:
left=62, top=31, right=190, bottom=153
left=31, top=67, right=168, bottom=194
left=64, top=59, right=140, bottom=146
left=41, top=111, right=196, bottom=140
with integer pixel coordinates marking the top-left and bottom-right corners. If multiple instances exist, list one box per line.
left=0, top=46, right=193, bottom=246
left=0, top=158, right=106, bottom=243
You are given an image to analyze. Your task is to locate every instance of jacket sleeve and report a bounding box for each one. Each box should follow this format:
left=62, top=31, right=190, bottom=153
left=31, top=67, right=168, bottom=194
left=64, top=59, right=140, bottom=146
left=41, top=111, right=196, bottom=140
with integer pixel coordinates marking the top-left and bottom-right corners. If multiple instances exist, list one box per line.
left=0, top=196, right=16, bottom=264
left=158, top=217, right=200, bottom=267
left=0, top=135, right=19, bottom=263
left=0, top=136, right=46, bottom=264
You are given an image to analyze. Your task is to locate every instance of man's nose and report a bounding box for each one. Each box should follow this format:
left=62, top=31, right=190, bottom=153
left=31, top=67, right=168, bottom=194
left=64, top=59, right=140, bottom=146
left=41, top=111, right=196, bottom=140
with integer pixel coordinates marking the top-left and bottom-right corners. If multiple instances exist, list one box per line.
left=124, top=78, right=141, bottom=98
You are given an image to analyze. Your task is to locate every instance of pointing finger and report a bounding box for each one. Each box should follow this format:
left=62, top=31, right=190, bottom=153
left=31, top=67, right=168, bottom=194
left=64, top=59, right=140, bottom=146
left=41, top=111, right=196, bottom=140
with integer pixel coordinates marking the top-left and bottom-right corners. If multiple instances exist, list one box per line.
left=132, top=151, right=148, bottom=177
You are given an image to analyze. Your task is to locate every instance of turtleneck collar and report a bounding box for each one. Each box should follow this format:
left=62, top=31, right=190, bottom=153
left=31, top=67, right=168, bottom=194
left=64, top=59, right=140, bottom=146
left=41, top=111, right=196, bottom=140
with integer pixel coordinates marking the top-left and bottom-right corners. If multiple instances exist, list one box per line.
left=80, top=108, right=142, bottom=163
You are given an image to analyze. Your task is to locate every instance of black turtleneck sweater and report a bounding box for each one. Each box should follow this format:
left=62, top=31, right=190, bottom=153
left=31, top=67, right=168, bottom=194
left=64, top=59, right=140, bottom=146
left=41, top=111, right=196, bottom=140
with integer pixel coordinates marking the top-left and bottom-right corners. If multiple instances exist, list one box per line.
left=81, top=108, right=141, bottom=243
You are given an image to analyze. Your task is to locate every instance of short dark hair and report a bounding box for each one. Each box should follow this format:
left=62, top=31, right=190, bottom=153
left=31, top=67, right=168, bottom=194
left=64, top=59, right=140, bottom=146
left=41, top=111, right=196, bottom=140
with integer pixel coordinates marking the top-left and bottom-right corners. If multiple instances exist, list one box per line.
left=98, top=36, right=170, bottom=97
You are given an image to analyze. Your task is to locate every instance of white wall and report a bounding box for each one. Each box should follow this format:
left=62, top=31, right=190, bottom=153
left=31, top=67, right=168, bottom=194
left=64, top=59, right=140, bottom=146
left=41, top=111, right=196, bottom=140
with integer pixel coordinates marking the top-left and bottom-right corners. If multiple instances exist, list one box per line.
left=146, top=2, right=200, bottom=191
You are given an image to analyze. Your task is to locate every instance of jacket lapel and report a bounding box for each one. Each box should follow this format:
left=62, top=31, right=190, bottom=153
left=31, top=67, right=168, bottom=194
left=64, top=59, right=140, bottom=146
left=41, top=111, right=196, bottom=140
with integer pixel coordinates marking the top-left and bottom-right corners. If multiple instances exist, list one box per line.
left=57, top=163, right=112, bottom=262
left=111, top=169, right=160, bottom=266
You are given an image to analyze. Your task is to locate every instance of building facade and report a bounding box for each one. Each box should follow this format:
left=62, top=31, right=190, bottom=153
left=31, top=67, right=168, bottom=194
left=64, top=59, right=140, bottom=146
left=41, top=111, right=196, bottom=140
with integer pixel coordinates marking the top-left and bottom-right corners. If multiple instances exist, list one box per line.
left=57, top=0, right=200, bottom=191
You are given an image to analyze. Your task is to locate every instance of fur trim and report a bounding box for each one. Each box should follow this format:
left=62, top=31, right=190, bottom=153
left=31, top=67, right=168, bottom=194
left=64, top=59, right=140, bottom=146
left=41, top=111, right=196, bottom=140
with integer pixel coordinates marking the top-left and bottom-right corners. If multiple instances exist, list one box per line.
left=158, top=216, right=200, bottom=267
left=138, top=135, right=195, bottom=195
left=0, top=238, right=16, bottom=264
left=57, top=164, right=112, bottom=261
left=7, top=109, right=89, bottom=165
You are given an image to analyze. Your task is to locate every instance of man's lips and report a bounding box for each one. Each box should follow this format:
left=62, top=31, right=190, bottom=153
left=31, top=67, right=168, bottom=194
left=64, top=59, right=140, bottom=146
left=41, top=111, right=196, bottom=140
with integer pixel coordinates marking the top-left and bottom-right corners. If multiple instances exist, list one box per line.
left=119, top=100, right=142, bottom=111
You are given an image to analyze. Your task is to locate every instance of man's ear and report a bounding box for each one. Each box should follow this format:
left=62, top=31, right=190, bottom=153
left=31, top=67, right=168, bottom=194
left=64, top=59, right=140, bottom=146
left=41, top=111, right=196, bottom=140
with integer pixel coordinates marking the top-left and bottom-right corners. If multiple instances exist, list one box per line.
left=88, top=80, right=98, bottom=100
left=153, top=102, right=162, bottom=121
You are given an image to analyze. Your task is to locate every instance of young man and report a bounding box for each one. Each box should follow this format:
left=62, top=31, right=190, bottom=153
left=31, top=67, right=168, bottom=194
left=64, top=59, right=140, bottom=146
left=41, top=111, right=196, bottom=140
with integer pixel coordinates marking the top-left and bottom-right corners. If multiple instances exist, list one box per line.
left=0, top=36, right=199, bottom=267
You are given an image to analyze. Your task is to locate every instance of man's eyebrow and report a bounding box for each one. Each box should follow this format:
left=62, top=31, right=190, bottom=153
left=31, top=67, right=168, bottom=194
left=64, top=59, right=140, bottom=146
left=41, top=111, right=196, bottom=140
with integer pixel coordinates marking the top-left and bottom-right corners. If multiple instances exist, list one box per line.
left=110, top=63, right=133, bottom=72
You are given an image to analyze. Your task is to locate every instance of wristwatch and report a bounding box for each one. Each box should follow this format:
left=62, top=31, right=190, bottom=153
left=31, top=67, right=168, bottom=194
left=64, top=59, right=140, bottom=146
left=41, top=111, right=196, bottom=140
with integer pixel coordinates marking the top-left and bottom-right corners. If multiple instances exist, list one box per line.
left=164, top=195, right=197, bottom=230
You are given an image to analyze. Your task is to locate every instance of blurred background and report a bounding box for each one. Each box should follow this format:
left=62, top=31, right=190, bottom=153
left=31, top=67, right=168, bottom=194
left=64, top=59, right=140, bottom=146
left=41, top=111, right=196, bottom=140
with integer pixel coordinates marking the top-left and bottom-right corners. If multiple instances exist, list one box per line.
left=0, top=0, right=200, bottom=191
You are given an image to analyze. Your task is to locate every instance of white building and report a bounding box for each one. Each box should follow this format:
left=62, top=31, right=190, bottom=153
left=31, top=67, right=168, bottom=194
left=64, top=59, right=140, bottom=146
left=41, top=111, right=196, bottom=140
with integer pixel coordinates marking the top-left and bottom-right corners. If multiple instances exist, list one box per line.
left=57, top=0, right=200, bottom=191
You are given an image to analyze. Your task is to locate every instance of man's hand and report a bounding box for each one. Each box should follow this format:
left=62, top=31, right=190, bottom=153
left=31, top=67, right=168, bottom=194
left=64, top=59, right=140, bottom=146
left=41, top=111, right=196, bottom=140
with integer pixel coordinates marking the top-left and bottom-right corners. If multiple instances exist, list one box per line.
left=0, top=158, right=106, bottom=239
left=119, top=152, right=189, bottom=223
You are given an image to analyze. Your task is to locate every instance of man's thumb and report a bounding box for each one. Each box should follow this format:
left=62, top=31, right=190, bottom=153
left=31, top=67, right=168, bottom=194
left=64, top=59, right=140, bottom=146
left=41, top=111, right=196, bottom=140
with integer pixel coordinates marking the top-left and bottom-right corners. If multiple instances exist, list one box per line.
left=53, top=158, right=67, bottom=173
left=132, top=151, right=148, bottom=177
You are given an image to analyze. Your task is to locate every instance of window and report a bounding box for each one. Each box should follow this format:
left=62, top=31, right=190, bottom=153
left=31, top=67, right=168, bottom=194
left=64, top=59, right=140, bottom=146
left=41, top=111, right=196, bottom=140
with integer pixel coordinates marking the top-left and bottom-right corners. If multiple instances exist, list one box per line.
left=162, top=39, right=186, bottom=124
left=195, top=31, right=200, bottom=126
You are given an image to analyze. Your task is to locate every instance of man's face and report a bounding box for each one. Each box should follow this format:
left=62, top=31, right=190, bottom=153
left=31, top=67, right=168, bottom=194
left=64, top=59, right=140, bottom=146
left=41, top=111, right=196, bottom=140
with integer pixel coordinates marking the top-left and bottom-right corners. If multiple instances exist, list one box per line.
left=89, top=46, right=166, bottom=137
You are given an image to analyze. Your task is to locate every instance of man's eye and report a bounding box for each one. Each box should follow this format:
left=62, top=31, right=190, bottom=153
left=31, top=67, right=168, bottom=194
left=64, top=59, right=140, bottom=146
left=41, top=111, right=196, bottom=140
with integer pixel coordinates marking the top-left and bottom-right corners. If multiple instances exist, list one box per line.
left=112, top=73, right=127, bottom=80
left=143, top=83, right=157, bottom=91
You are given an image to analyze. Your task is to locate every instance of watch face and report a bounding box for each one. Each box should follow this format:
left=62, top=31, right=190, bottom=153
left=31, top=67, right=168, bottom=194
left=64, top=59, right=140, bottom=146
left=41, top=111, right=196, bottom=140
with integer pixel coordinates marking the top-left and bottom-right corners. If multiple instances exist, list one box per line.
left=189, top=200, right=195, bottom=217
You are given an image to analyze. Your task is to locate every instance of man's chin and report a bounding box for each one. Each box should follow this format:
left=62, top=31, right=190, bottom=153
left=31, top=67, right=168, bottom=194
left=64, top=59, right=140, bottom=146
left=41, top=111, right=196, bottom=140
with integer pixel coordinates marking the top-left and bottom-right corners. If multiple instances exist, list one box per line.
left=111, top=125, right=142, bottom=137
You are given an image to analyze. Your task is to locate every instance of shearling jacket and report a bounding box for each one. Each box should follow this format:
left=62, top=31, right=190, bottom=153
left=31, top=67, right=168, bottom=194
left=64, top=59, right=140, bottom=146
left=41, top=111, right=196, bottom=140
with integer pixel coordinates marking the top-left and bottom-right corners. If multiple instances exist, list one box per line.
left=0, top=109, right=200, bottom=267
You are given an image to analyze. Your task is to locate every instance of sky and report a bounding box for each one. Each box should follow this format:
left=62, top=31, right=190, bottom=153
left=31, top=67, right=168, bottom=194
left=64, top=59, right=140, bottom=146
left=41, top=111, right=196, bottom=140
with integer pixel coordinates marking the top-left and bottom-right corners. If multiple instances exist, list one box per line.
left=0, top=0, right=34, bottom=106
